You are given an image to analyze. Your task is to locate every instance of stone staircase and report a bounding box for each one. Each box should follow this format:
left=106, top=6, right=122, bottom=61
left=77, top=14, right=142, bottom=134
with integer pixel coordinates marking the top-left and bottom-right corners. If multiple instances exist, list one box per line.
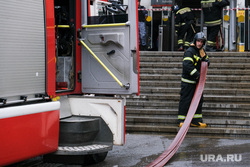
left=126, top=51, right=250, bottom=137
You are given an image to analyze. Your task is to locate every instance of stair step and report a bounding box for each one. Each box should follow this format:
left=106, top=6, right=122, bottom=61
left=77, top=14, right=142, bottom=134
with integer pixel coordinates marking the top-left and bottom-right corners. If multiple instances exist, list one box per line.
left=139, top=51, right=250, bottom=57
left=204, top=110, right=250, bottom=118
left=126, top=124, right=250, bottom=136
left=140, top=62, right=250, bottom=69
left=127, top=100, right=250, bottom=110
left=127, top=51, right=250, bottom=136
left=140, top=57, right=250, bottom=63
left=140, top=69, right=250, bottom=75
left=139, top=87, right=250, bottom=96
left=126, top=108, right=177, bottom=115
left=140, top=81, right=250, bottom=89
left=130, top=94, right=250, bottom=103
left=126, top=108, right=250, bottom=118
left=126, top=115, right=250, bottom=127
left=140, top=74, right=250, bottom=82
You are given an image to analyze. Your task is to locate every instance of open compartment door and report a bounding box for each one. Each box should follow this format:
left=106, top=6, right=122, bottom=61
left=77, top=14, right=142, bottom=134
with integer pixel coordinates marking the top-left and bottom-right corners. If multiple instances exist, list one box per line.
left=80, top=0, right=139, bottom=95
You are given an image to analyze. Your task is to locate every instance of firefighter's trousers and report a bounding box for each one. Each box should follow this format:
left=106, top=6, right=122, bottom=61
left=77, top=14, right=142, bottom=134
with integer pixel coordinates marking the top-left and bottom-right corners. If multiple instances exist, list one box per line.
left=177, top=23, right=195, bottom=48
left=178, top=81, right=203, bottom=124
left=207, top=25, right=220, bottom=47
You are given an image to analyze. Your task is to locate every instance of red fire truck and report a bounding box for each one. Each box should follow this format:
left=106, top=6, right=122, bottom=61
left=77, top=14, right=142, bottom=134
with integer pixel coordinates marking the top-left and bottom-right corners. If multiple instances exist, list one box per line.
left=0, top=0, right=139, bottom=165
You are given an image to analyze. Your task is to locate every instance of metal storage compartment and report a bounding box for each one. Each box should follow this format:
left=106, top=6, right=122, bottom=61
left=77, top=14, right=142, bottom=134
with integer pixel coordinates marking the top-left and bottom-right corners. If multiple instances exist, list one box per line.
left=0, top=0, right=46, bottom=100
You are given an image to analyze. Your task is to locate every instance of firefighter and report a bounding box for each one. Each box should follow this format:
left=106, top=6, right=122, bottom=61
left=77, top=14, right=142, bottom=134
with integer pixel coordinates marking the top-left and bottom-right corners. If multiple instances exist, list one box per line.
left=178, top=32, right=209, bottom=127
left=138, top=0, right=148, bottom=51
left=201, top=0, right=230, bottom=52
left=173, top=4, right=196, bottom=51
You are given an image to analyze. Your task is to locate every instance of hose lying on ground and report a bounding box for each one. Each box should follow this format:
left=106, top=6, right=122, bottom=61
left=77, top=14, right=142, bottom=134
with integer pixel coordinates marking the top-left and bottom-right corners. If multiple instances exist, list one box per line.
left=147, top=61, right=208, bottom=167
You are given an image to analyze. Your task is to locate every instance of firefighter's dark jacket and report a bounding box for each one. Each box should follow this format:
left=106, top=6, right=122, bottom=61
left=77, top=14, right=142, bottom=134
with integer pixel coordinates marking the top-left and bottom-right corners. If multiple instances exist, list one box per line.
left=138, top=5, right=148, bottom=22
left=201, top=0, right=230, bottom=26
left=181, top=44, right=209, bottom=84
left=175, top=6, right=195, bottom=31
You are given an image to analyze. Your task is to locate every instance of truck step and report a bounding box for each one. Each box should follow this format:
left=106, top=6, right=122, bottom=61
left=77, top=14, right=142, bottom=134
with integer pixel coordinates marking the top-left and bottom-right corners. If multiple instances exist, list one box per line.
left=43, top=115, right=113, bottom=165
left=57, top=144, right=111, bottom=154
left=43, top=145, right=110, bottom=165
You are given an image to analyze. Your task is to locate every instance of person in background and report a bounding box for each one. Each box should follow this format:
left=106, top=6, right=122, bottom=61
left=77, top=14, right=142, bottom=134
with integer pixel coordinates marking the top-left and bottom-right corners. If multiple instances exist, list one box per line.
left=138, top=0, right=148, bottom=51
left=173, top=4, right=196, bottom=51
left=201, top=0, right=230, bottom=52
left=178, top=32, right=209, bottom=128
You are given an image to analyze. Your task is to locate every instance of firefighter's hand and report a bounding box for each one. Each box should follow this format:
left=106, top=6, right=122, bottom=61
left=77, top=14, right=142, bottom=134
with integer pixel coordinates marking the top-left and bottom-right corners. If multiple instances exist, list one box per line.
left=196, top=75, right=200, bottom=83
left=194, top=71, right=200, bottom=82
left=188, top=20, right=194, bottom=25
left=175, top=27, right=179, bottom=33
left=202, top=58, right=210, bottom=66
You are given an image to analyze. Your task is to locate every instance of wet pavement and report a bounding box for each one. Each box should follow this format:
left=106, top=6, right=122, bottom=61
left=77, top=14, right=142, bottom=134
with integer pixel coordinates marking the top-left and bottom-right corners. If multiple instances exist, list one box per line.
left=8, top=133, right=250, bottom=167
left=89, top=133, right=250, bottom=167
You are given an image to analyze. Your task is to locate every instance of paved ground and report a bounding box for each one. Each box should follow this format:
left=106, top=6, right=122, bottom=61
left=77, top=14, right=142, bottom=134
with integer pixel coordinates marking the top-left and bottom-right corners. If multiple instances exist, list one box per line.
left=89, top=133, right=250, bottom=167
left=8, top=133, right=250, bottom=167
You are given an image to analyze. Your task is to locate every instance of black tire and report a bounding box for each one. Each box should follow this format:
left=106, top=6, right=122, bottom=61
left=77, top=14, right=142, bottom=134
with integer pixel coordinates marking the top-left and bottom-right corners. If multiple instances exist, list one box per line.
left=86, top=152, right=108, bottom=165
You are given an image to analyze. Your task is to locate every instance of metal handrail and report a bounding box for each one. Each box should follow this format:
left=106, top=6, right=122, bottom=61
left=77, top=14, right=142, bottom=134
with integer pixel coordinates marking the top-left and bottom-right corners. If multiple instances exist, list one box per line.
left=55, top=25, right=70, bottom=28
left=82, top=22, right=129, bottom=28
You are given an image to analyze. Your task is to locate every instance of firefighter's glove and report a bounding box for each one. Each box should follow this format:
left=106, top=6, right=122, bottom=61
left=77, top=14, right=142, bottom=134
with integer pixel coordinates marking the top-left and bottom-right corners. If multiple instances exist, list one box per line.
left=194, top=71, right=200, bottom=83
left=188, top=20, right=194, bottom=25
left=175, top=27, right=179, bottom=34
left=200, top=48, right=210, bottom=66
left=201, top=57, right=210, bottom=66
left=196, top=74, right=200, bottom=83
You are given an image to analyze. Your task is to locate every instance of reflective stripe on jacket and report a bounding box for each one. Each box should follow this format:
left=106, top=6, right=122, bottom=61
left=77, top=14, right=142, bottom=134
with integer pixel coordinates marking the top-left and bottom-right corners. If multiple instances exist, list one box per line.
left=201, top=0, right=229, bottom=26
left=175, top=7, right=195, bottom=29
left=181, top=45, right=209, bottom=84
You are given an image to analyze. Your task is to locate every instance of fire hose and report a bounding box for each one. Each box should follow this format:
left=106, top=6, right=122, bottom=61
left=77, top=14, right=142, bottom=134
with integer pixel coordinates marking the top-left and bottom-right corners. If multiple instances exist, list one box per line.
left=147, top=61, right=208, bottom=167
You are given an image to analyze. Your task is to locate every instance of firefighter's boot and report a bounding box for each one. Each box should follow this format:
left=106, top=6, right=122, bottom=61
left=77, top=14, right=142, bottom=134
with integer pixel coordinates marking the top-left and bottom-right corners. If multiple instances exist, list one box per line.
left=178, top=122, right=184, bottom=127
left=177, top=45, right=184, bottom=51
left=190, top=122, right=207, bottom=127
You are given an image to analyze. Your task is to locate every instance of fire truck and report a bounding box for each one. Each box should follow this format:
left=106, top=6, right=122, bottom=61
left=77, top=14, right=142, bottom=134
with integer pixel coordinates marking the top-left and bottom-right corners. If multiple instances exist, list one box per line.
left=0, top=0, right=139, bottom=165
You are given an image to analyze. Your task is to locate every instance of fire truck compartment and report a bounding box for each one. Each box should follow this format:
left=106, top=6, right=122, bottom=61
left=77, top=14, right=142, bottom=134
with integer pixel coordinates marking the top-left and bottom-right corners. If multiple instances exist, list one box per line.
left=0, top=101, right=60, bottom=166
left=0, top=0, right=46, bottom=101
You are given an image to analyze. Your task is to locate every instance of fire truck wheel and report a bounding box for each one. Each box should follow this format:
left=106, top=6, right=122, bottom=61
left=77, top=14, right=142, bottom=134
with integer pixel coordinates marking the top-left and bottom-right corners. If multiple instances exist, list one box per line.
left=88, top=152, right=108, bottom=164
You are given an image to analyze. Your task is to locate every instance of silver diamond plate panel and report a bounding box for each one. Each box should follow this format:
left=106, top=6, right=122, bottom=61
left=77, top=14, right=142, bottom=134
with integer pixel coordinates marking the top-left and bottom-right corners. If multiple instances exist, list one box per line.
left=58, top=144, right=110, bottom=152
